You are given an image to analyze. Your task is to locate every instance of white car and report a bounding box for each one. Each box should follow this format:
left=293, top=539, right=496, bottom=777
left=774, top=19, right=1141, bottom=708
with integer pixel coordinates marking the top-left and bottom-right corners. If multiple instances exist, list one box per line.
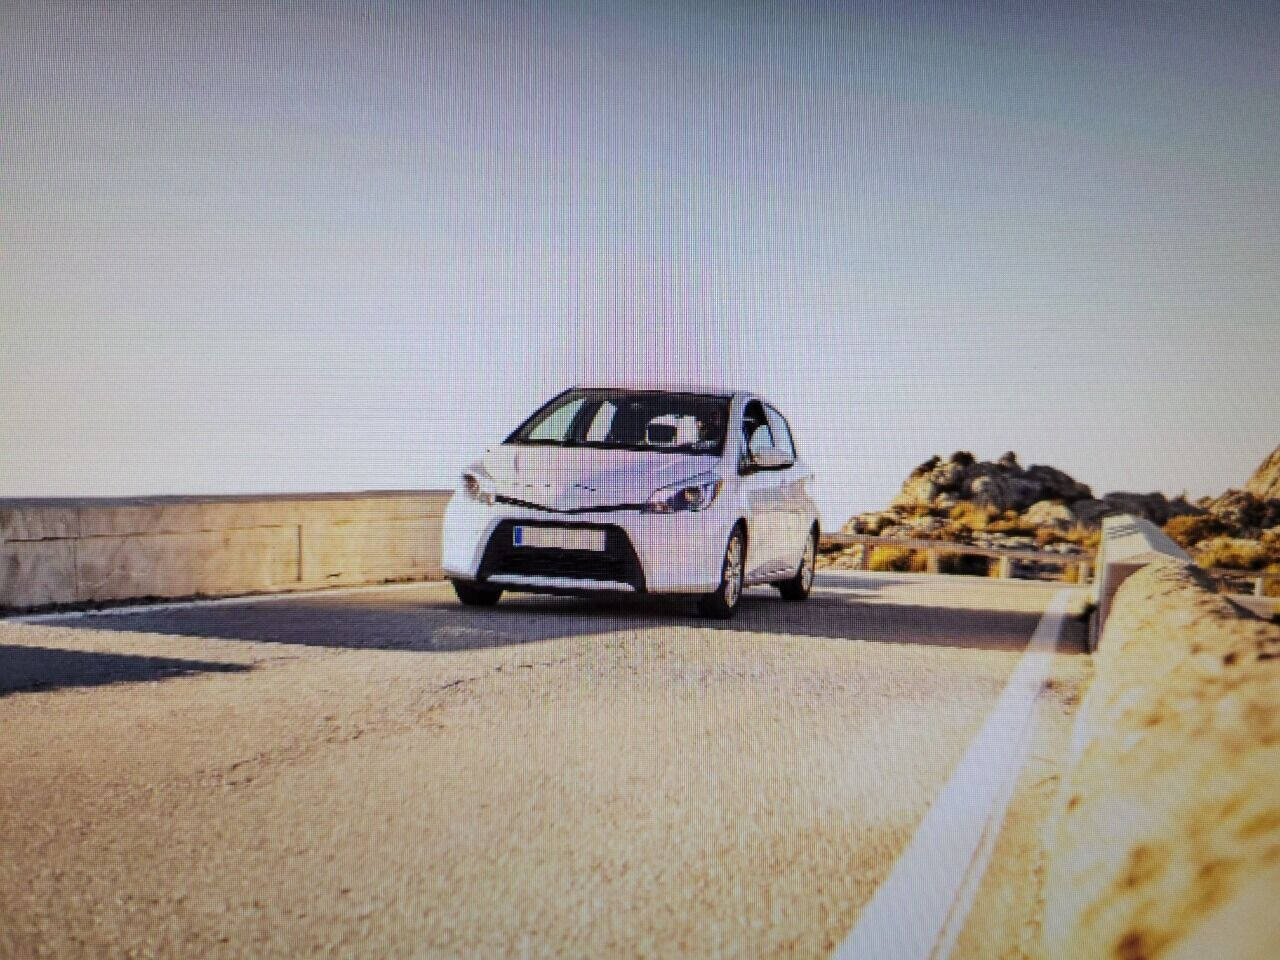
left=442, top=386, right=820, bottom=618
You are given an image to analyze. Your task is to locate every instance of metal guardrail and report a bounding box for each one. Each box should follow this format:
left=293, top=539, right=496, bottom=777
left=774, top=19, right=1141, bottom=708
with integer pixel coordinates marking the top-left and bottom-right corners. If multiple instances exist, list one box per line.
left=1201, top=567, right=1280, bottom=598
left=819, top=532, right=1091, bottom=580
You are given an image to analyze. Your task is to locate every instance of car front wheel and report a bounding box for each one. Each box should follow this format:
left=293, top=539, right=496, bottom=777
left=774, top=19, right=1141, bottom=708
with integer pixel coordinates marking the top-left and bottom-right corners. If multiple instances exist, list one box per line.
left=776, top=529, right=817, bottom=602
left=698, top=526, right=745, bottom=619
left=451, top=579, right=503, bottom=607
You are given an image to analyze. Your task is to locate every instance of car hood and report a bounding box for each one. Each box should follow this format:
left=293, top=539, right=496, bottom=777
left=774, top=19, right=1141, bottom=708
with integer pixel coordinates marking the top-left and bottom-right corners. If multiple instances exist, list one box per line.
left=475, top=445, right=720, bottom=512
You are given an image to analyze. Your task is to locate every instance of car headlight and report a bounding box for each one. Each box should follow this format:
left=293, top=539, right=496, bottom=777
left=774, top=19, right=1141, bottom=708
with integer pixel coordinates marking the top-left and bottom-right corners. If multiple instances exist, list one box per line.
left=460, top=468, right=497, bottom=505
left=644, top=472, right=722, bottom=514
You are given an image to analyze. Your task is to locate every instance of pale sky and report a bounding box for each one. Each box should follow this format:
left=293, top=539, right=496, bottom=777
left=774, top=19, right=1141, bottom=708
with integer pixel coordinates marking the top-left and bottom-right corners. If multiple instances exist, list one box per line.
left=3, top=1, right=1278, bottom=525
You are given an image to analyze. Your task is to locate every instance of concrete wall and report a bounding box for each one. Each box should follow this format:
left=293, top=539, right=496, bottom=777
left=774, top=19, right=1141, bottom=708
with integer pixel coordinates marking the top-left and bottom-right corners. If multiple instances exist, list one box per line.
left=1039, top=557, right=1280, bottom=959
left=1088, top=514, right=1191, bottom=650
left=0, top=491, right=453, bottom=611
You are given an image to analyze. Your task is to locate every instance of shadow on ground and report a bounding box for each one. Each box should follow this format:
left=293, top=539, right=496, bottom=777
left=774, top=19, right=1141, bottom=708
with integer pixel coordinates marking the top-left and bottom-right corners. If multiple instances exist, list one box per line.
left=26, top=578, right=1088, bottom=655
left=0, top=644, right=250, bottom=696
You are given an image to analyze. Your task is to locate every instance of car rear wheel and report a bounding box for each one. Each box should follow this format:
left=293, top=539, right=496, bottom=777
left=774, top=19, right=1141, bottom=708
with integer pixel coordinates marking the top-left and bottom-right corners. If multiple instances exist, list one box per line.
left=776, top=529, right=817, bottom=602
left=698, top=526, right=745, bottom=619
left=451, top=579, right=503, bottom=607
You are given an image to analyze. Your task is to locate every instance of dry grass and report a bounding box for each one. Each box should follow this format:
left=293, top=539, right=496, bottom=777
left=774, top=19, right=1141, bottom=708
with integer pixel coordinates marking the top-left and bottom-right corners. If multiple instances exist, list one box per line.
left=1195, top=537, right=1272, bottom=571
left=949, top=503, right=998, bottom=530
left=867, top=546, right=930, bottom=573
left=1034, top=527, right=1062, bottom=547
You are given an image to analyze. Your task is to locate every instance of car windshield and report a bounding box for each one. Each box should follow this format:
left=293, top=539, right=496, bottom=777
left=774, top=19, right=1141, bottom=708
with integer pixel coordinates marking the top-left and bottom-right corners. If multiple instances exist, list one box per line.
left=505, top=389, right=731, bottom=454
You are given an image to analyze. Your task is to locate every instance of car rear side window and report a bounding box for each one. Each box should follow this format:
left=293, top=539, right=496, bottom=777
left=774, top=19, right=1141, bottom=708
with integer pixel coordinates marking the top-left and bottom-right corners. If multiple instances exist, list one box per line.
left=765, top=405, right=796, bottom=460
left=742, top=400, right=774, bottom=457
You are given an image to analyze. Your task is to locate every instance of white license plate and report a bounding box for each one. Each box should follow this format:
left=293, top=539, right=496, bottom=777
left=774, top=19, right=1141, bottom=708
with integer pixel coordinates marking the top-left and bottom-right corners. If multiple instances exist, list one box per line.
left=513, top=526, right=606, bottom=552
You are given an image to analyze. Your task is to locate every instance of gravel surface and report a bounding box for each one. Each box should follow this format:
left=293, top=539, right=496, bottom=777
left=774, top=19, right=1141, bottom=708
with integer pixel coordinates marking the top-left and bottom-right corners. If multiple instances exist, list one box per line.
left=1, top=575, right=1088, bottom=959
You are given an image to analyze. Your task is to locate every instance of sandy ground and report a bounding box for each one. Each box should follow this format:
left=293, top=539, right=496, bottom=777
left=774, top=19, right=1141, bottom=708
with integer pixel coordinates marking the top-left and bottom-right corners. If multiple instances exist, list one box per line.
left=1, top=574, right=1089, bottom=959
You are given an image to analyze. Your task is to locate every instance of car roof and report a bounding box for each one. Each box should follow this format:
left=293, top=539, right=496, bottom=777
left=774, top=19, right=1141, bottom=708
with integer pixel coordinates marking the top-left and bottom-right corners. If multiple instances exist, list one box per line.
left=572, top=382, right=740, bottom=399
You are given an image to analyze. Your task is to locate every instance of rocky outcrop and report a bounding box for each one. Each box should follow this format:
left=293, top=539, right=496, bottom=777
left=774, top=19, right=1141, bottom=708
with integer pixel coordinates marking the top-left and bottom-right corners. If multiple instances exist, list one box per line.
left=891, top=451, right=1092, bottom=514
left=1198, top=488, right=1280, bottom=538
left=840, top=451, right=1203, bottom=553
left=1245, top=444, right=1280, bottom=501
left=832, top=447, right=1280, bottom=579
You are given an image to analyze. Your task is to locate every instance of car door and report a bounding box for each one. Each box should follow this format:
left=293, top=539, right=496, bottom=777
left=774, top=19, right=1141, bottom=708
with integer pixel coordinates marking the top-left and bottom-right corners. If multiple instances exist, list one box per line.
left=765, top=404, right=811, bottom=572
left=739, top=401, right=789, bottom=580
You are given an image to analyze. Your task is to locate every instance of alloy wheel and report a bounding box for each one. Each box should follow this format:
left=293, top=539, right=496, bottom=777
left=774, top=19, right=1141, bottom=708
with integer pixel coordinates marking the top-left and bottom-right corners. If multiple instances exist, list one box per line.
left=800, top=535, right=816, bottom=591
left=723, top=533, right=744, bottom=608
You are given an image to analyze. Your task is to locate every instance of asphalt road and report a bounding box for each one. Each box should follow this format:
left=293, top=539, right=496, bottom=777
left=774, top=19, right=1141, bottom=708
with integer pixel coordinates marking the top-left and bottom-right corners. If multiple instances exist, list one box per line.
left=1, top=574, right=1091, bottom=959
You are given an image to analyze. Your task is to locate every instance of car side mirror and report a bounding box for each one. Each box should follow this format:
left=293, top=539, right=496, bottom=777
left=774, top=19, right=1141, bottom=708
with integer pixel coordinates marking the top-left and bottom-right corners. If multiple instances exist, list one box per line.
left=750, top=446, right=793, bottom=470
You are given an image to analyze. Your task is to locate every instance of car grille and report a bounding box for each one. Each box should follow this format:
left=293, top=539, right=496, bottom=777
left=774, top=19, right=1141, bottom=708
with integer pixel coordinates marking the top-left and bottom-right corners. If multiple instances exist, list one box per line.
left=477, top=520, right=646, bottom=592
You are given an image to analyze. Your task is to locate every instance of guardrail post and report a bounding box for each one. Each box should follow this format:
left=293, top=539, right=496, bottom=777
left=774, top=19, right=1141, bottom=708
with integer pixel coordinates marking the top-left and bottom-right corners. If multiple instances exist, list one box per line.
left=925, top=550, right=941, bottom=575
left=995, top=556, right=1013, bottom=579
left=1076, top=560, right=1090, bottom=584
left=1256, top=577, right=1267, bottom=598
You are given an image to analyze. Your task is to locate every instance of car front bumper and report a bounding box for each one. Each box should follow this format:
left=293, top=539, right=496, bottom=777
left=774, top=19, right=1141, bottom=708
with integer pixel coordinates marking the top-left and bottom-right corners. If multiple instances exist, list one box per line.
left=442, top=494, right=734, bottom=595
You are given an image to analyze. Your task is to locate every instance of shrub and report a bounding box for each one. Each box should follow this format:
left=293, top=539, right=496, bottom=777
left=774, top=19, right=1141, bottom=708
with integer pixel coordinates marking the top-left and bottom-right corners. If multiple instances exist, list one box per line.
left=1164, top=514, right=1228, bottom=548
left=949, top=502, right=997, bottom=529
left=1263, top=563, right=1280, bottom=599
left=1034, top=527, right=1064, bottom=547
left=1195, top=537, right=1268, bottom=571
left=868, top=546, right=929, bottom=573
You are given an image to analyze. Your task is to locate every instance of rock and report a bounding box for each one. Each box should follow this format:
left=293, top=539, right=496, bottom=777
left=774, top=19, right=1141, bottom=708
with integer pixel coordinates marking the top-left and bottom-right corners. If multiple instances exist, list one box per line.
left=1164, top=495, right=1203, bottom=520
left=1066, top=499, right=1111, bottom=527
left=1203, top=489, right=1280, bottom=535
left=1025, top=464, right=1093, bottom=502
left=910, top=455, right=941, bottom=478
left=1006, top=477, right=1046, bottom=511
left=841, top=512, right=896, bottom=536
left=904, top=515, right=943, bottom=534
left=967, top=475, right=1011, bottom=511
left=891, top=476, right=938, bottom=509
left=1024, top=500, right=1075, bottom=530
left=1100, top=491, right=1177, bottom=526
left=1245, top=444, right=1280, bottom=501
left=931, top=462, right=966, bottom=490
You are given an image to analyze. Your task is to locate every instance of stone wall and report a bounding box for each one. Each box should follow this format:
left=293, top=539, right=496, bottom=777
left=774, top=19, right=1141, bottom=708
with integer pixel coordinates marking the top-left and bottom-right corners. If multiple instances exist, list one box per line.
left=0, top=491, right=452, bottom=611
left=1039, top=558, right=1280, bottom=959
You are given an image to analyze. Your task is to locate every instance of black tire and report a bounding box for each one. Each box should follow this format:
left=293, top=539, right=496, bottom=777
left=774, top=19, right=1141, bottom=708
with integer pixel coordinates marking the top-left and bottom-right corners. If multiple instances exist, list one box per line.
left=698, top=526, right=746, bottom=619
left=451, top=579, right=503, bottom=607
left=776, top=528, right=818, bottom=602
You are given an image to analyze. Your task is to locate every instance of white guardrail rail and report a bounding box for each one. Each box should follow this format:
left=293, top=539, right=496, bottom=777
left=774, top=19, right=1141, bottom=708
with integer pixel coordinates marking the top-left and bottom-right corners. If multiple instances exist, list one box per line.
left=1089, top=514, right=1192, bottom=651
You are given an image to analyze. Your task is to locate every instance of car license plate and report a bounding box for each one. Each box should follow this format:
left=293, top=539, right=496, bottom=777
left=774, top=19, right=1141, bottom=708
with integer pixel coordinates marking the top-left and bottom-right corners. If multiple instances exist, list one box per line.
left=513, top=526, right=606, bottom=552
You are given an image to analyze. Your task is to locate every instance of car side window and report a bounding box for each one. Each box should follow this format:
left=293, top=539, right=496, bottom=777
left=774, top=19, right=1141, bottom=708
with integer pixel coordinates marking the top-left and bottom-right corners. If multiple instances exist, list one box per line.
left=741, top=400, right=774, bottom=458
left=765, top=406, right=796, bottom=461
left=748, top=423, right=773, bottom=456
left=527, top=397, right=586, bottom=442
left=584, top=401, right=617, bottom=442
